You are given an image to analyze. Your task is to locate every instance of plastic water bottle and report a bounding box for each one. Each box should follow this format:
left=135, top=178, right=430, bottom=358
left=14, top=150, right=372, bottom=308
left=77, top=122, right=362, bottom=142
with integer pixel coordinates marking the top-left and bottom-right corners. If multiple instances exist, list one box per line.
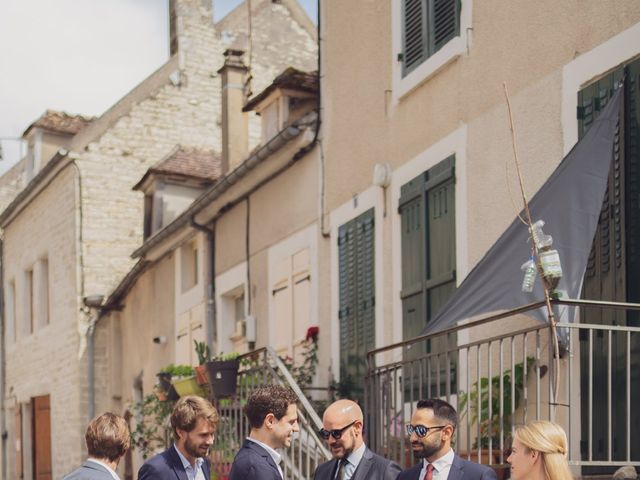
left=540, top=249, right=563, bottom=289
left=521, top=259, right=537, bottom=293
left=530, top=220, right=552, bottom=249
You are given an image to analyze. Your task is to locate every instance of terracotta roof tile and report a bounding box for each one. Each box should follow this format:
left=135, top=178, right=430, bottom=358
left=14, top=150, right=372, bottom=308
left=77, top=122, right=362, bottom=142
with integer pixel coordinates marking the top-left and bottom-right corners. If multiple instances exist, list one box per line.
left=23, top=110, right=95, bottom=136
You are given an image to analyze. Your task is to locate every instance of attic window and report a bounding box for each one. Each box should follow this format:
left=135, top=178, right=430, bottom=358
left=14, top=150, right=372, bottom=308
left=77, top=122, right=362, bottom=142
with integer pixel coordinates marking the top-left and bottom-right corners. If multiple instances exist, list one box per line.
left=261, top=96, right=289, bottom=143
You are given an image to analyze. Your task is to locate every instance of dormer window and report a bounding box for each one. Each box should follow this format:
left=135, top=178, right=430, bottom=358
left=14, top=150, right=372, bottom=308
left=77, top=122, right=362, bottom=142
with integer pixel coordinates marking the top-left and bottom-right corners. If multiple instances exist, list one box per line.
left=133, top=147, right=221, bottom=240
left=243, top=68, right=318, bottom=145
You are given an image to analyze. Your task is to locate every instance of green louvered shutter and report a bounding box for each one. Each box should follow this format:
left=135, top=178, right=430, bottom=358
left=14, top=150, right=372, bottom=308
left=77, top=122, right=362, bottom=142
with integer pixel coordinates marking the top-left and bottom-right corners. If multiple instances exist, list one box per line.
left=402, top=0, right=460, bottom=76
left=399, top=157, right=457, bottom=398
left=578, top=59, right=640, bottom=471
left=339, top=208, right=375, bottom=402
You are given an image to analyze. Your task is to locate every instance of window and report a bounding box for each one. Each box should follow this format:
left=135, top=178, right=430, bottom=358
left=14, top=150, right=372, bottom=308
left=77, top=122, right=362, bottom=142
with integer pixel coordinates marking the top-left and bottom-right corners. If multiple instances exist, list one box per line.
left=338, top=209, right=375, bottom=402
left=24, top=268, right=34, bottom=335
left=399, top=156, right=456, bottom=394
left=6, top=280, right=15, bottom=343
left=37, top=258, right=49, bottom=327
left=180, top=240, right=199, bottom=293
left=401, top=0, right=460, bottom=76
left=578, top=58, right=640, bottom=467
left=272, top=248, right=311, bottom=360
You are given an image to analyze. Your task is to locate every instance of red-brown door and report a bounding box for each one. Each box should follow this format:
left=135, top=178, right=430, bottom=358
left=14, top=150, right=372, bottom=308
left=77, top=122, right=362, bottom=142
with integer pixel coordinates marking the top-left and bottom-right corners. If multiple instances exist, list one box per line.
left=32, top=396, right=52, bottom=480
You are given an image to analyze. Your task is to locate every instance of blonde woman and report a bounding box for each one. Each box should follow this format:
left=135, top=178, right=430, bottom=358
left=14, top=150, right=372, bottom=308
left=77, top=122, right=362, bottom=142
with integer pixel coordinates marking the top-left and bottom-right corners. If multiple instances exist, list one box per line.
left=507, top=420, right=573, bottom=480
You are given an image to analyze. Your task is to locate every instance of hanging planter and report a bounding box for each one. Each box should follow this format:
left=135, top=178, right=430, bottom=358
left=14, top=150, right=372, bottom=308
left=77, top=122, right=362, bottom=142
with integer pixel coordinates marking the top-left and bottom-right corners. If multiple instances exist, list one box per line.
left=172, top=376, right=208, bottom=398
left=205, top=358, right=240, bottom=398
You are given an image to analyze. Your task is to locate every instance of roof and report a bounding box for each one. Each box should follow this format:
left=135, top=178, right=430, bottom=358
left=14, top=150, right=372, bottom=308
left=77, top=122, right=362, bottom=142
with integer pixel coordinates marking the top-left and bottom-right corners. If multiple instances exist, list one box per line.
left=243, top=68, right=318, bottom=112
left=133, top=147, right=222, bottom=191
left=23, top=110, right=95, bottom=137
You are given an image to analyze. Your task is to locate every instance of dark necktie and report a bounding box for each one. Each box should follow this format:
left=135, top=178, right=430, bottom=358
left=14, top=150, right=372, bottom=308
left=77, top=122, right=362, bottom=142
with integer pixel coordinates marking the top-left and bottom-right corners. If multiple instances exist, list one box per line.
left=425, top=463, right=434, bottom=480
left=336, top=458, right=349, bottom=480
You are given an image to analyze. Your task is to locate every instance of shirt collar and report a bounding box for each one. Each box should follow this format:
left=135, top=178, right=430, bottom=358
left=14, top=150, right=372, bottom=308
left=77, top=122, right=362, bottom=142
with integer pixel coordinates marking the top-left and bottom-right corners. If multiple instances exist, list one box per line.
left=173, top=444, right=204, bottom=470
left=423, top=448, right=454, bottom=472
left=247, top=437, right=282, bottom=466
left=344, top=442, right=366, bottom=468
left=86, top=458, right=120, bottom=480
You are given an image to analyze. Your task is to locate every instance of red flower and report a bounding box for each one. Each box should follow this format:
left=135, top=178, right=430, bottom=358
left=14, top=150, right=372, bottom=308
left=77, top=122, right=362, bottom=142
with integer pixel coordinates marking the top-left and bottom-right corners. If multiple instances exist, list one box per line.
left=306, top=326, right=319, bottom=342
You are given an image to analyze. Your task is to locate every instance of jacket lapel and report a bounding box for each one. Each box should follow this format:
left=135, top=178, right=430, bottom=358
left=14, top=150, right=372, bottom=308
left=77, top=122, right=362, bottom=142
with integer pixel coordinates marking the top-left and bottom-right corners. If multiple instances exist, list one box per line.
left=166, top=446, right=190, bottom=480
left=350, top=448, right=373, bottom=480
left=447, top=454, right=464, bottom=480
left=245, top=439, right=281, bottom=477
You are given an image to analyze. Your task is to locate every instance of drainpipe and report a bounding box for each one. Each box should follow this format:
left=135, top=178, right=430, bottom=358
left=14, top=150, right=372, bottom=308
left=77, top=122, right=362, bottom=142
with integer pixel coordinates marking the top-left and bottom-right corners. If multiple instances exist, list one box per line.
left=0, top=238, right=6, bottom=480
left=190, top=219, right=217, bottom=354
left=83, top=294, right=104, bottom=420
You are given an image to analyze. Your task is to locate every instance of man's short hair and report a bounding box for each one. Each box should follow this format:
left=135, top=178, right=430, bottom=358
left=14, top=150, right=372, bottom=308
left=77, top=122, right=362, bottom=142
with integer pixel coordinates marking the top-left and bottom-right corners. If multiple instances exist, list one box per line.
left=85, top=412, right=130, bottom=462
left=416, top=398, right=458, bottom=430
left=244, top=385, right=298, bottom=429
left=171, top=395, right=219, bottom=441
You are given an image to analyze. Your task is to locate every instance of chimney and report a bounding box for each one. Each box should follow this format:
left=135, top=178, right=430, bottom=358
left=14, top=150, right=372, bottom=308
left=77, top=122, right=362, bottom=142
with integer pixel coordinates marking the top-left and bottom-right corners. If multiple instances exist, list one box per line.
left=219, top=49, right=249, bottom=173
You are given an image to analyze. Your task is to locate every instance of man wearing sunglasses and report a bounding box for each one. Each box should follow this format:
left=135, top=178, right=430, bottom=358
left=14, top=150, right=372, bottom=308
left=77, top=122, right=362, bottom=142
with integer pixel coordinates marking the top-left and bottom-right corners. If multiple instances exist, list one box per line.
left=313, top=399, right=401, bottom=480
left=398, top=399, right=497, bottom=480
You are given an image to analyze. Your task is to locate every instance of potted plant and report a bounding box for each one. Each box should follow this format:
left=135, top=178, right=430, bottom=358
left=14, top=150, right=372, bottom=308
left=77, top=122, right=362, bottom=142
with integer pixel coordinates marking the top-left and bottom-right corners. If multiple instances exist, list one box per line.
left=205, top=352, right=240, bottom=399
left=194, top=341, right=211, bottom=386
left=457, top=356, right=536, bottom=479
left=165, top=363, right=208, bottom=398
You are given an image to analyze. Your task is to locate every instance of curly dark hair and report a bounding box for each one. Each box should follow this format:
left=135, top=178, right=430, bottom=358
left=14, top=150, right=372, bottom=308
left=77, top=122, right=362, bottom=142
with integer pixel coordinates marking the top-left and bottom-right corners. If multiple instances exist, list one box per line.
left=416, top=398, right=458, bottom=430
left=244, top=385, right=298, bottom=429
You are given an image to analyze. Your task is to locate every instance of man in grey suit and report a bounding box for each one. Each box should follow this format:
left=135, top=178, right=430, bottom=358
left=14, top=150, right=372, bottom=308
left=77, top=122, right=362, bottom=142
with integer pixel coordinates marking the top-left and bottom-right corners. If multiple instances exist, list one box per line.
left=314, top=399, right=401, bottom=480
left=63, top=412, right=130, bottom=480
left=398, top=399, right=497, bottom=480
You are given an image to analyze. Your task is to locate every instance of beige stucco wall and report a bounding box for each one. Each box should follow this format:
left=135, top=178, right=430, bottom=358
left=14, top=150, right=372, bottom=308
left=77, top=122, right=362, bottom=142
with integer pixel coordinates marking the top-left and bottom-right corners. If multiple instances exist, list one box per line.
left=322, top=1, right=640, bottom=352
left=2, top=165, right=82, bottom=478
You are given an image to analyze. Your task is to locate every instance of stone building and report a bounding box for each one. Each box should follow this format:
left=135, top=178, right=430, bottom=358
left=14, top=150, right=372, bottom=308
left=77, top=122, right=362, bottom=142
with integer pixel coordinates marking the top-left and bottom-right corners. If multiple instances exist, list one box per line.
left=0, top=1, right=316, bottom=478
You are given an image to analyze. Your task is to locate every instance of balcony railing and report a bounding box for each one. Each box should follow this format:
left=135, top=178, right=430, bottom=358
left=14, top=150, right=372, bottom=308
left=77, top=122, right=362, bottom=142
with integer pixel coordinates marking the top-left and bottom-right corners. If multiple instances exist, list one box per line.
left=211, top=346, right=331, bottom=480
left=365, top=299, right=640, bottom=477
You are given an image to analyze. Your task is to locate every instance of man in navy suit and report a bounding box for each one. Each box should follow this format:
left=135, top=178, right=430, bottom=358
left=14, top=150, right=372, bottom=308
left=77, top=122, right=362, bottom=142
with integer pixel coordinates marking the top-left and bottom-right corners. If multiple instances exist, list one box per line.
left=64, top=412, right=130, bottom=480
left=398, top=399, right=497, bottom=480
left=138, top=395, right=218, bottom=480
left=229, top=385, right=300, bottom=480
left=313, top=399, right=401, bottom=480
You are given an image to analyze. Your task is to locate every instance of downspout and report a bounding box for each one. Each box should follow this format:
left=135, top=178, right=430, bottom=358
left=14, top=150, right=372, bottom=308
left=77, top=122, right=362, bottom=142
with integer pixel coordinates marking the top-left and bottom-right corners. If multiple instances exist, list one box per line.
left=0, top=238, right=6, bottom=480
left=316, top=0, right=329, bottom=238
left=190, top=219, right=217, bottom=354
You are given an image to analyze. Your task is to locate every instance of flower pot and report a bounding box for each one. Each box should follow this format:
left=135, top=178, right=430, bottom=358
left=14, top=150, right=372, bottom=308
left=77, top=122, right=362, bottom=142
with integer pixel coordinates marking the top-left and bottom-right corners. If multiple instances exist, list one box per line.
left=195, top=365, right=208, bottom=386
left=205, top=359, right=240, bottom=398
left=172, top=376, right=207, bottom=398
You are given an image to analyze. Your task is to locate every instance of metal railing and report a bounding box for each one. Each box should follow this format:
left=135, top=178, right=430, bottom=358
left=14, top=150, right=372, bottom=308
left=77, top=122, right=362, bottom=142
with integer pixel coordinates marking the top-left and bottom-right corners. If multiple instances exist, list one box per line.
left=211, top=346, right=331, bottom=480
left=365, top=299, right=640, bottom=476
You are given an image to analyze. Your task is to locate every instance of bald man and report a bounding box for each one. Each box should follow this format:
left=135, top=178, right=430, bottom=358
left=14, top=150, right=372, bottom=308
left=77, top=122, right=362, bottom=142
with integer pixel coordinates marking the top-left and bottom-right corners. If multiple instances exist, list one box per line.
left=314, top=399, right=401, bottom=480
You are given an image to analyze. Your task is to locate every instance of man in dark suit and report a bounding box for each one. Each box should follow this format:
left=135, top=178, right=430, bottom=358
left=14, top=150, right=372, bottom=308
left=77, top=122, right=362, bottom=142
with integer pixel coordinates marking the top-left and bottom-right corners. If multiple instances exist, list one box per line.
left=229, top=385, right=300, bottom=480
left=313, top=399, right=401, bottom=480
left=138, top=395, right=218, bottom=480
left=398, top=399, right=497, bottom=480
left=63, top=412, right=130, bottom=480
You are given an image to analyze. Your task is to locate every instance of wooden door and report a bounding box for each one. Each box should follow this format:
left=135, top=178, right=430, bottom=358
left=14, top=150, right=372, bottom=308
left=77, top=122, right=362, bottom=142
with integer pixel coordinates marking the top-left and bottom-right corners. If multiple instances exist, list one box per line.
left=32, top=396, right=52, bottom=480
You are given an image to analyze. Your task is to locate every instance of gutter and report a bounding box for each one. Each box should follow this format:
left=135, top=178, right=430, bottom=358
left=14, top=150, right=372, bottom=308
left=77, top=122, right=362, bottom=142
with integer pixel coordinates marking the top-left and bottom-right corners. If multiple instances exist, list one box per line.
left=0, top=238, right=6, bottom=479
left=190, top=219, right=217, bottom=354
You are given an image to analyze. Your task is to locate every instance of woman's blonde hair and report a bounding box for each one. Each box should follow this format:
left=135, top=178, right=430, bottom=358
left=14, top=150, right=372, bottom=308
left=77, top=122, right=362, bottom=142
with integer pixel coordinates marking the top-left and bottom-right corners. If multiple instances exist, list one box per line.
left=513, top=421, right=573, bottom=480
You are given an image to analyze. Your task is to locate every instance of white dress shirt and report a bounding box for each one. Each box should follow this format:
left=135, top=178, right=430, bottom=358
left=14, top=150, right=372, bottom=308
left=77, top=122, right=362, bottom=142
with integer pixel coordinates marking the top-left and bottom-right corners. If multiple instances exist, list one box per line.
left=174, top=444, right=206, bottom=480
left=418, top=448, right=454, bottom=480
left=335, top=442, right=366, bottom=480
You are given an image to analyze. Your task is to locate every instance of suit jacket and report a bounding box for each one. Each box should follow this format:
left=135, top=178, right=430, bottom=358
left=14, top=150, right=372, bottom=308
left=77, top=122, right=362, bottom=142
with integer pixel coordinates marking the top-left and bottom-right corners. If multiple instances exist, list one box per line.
left=137, top=445, right=211, bottom=480
left=229, top=439, right=282, bottom=480
left=397, top=454, right=497, bottom=480
left=314, top=447, right=401, bottom=480
left=63, top=460, right=117, bottom=480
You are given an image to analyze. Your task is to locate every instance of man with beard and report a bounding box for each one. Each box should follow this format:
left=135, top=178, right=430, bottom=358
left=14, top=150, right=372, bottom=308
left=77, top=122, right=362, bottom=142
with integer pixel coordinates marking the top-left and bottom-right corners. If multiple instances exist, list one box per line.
left=313, top=399, right=401, bottom=480
left=398, top=399, right=497, bottom=480
left=138, top=395, right=218, bottom=480
left=229, top=385, right=300, bottom=480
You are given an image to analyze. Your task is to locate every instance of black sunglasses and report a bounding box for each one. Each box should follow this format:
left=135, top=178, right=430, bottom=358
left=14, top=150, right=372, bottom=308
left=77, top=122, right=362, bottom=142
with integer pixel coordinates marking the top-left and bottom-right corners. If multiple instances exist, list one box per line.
left=319, top=420, right=357, bottom=440
left=406, top=424, right=447, bottom=438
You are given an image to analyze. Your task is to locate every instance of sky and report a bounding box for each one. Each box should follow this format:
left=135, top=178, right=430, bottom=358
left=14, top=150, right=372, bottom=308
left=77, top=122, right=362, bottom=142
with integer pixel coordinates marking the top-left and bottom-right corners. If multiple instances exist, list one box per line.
left=0, top=0, right=317, bottom=174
